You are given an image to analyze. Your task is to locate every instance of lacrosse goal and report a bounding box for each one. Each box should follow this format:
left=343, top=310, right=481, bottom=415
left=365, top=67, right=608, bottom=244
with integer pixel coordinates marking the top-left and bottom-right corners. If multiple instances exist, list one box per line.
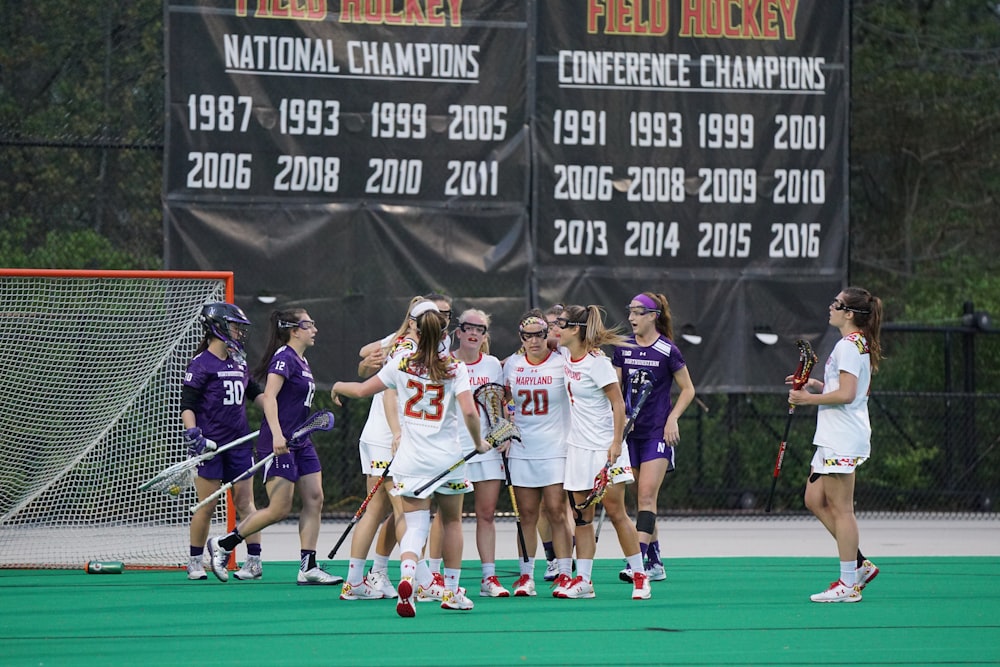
left=0, top=269, right=237, bottom=569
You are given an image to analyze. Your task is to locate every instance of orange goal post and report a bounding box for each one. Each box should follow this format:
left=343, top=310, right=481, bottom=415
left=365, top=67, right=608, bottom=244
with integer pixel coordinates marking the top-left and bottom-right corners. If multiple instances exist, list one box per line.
left=0, top=269, right=239, bottom=569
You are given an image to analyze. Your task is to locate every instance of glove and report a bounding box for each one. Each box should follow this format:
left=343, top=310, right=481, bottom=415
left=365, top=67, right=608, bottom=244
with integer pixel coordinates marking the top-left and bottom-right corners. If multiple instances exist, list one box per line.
left=184, top=427, right=217, bottom=456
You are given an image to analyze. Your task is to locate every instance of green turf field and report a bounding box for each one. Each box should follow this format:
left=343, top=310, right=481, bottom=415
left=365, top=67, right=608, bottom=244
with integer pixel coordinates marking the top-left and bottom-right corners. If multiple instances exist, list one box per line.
left=1, top=557, right=997, bottom=666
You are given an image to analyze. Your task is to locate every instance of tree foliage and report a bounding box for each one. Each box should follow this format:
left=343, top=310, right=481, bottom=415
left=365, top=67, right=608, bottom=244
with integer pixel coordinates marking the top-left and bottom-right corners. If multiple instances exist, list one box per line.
left=0, top=1, right=163, bottom=268
left=851, top=0, right=1000, bottom=319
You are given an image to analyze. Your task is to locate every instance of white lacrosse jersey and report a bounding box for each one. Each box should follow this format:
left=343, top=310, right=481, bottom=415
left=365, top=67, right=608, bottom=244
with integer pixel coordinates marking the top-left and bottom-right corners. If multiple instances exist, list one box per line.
left=504, top=349, right=570, bottom=459
left=814, top=332, right=872, bottom=457
left=359, top=335, right=416, bottom=447
left=458, top=353, right=503, bottom=462
left=560, top=347, right=619, bottom=452
left=376, top=353, right=470, bottom=479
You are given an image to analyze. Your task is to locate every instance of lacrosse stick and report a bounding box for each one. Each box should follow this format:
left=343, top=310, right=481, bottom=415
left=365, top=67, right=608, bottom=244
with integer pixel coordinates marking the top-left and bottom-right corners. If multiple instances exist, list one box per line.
left=474, top=383, right=529, bottom=562
left=765, top=339, right=818, bottom=513
left=412, top=394, right=520, bottom=498
left=327, top=459, right=392, bottom=559
left=189, top=411, right=335, bottom=513
left=594, top=503, right=607, bottom=544
left=576, top=379, right=654, bottom=511
left=140, top=430, right=261, bottom=495
left=501, top=451, right=529, bottom=562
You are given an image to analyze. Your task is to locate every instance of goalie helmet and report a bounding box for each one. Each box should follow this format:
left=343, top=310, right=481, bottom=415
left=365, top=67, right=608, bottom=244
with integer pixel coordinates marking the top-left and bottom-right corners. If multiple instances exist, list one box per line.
left=200, top=302, right=251, bottom=356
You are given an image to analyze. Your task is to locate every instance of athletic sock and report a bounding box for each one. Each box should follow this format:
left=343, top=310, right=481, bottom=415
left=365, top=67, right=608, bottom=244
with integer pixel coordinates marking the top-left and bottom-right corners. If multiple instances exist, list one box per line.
left=429, top=557, right=443, bottom=574
left=400, top=558, right=417, bottom=584
left=577, top=558, right=594, bottom=582
left=840, top=561, right=857, bottom=587
left=247, top=543, right=261, bottom=557
left=372, top=553, right=390, bottom=573
left=639, top=542, right=648, bottom=562
left=481, top=562, right=496, bottom=579
left=557, top=557, right=573, bottom=577
left=520, top=557, right=535, bottom=576
left=542, top=541, right=555, bottom=561
left=648, top=540, right=662, bottom=565
left=301, top=550, right=317, bottom=571
left=444, top=567, right=461, bottom=592
left=415, top=559, right=433, bottom=588
left=190, top=546, right=204, bottom=558
left=856, top=549, right=866, bottom=568
left=347, top=557, right=366, bottom=586
left=625, top=553, right=644, bottom=575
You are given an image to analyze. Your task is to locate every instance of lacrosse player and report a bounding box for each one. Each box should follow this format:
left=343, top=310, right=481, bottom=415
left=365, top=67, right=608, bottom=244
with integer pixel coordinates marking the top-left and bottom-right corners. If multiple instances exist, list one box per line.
left=789, top=287, right=884, bottom=603
left=533, top=303, right=575, bottom=582
left=446, top=308, right=511, bottom=598
left=206, top=309, right=342, bottom=586
left=338, top=297, right=426, bottom=601
left=556, top=305, right=649, bottom=600
left=182, top=302, right=265, bottom=581
left=612, top=292, right=696, bottom=584
left=503, top=310, right=574, bottom=597
left=333, top=303, right=497, bottom=617
left=350, top=295, right=453, bottom=602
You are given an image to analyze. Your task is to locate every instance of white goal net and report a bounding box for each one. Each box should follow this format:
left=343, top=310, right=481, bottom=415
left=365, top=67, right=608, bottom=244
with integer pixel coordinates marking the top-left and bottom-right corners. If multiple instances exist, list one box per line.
left=0, top=270, right=236, bottom=568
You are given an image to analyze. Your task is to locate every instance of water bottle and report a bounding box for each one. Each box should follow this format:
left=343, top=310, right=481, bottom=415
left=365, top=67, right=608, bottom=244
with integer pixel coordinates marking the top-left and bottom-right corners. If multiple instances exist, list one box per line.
left=85, top=560, right=124, bottom=574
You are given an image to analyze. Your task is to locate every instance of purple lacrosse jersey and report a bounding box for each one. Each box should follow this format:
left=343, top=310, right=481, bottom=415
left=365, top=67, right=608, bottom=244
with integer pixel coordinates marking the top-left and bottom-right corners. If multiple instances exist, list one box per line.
left=257, top=345, right=316, bottom=452
left=612, top=335, right=687, bottom=440
left=183, top=351, right=253, bottom=446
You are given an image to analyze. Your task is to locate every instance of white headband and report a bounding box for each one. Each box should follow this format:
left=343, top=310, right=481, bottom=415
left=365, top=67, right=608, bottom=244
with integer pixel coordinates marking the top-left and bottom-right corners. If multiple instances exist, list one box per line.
left=409, top=301, right=440, bottom=318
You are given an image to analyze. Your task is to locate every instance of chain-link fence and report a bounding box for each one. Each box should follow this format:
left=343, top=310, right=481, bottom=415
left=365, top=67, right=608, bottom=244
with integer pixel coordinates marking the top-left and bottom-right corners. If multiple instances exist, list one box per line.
left=303, top=395, right=998, bottom=521
left=289, top=329, right=999, bottom=520
left=3, top=2, right=998, bottom=519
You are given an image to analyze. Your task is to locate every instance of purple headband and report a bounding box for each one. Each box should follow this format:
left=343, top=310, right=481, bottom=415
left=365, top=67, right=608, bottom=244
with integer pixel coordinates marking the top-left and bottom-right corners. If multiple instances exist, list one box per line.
left=632, top=294, right=658, bottom=310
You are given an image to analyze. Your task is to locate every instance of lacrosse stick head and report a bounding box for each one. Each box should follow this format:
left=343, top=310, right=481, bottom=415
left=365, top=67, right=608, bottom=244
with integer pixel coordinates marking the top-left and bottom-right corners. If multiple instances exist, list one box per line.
left=575, top=463, right=610, bottom=510
left=474, top=383, right=520, bottom=446
left=484, top=417, right=521, bottom=447
left=473, top=383, right=510, bottom=427
left=140, top=462, right=196, bottom=495
left=792, top=339, right=819, bottom=390
left=290, top=410, right=335, bottom=444
left=200, top=302, right=251, bottom=358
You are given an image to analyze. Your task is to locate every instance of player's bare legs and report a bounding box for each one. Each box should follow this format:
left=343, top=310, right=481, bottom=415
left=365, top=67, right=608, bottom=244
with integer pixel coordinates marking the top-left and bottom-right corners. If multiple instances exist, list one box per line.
left=805, top=470, right=859, bottom=563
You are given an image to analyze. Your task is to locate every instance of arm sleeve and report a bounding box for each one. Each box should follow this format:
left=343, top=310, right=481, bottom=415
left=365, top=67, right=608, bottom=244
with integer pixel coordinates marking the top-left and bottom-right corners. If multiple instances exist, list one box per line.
left=246, top=379, right=264, bottom=404
left=180, top=385, right=203, bottom=414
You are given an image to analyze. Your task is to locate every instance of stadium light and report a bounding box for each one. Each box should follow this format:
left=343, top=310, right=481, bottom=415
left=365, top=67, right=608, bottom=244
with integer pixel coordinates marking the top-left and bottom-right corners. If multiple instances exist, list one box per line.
left=754, top=326, right=779, bottom=346
left=680, top=324, right=703, bottom=346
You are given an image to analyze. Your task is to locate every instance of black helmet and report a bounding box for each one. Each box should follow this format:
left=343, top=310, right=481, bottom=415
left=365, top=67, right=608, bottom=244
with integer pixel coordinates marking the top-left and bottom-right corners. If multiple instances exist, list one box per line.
left=200, top=302, right=251, bottom=355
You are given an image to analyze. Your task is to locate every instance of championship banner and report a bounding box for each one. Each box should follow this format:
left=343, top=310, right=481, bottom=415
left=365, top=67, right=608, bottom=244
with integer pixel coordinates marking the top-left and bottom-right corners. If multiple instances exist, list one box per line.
left=533, top=1, right=849, bottom=391
left=164, top=0, right=531, bottom=384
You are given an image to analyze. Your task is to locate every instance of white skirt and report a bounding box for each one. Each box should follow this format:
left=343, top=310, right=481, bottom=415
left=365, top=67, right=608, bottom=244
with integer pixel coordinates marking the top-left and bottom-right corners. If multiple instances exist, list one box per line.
left=359, top=440, right=393, bottom=476
left=465, top=457, right=504, bottom=483
left=563, top=445, right=634, bottom=492
left=509, top=456, right=565, bottom=488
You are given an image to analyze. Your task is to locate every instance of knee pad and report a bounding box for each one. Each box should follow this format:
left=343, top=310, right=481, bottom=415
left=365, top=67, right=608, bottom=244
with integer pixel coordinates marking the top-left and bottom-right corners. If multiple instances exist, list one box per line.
left=809, top=472, right=822, bottom=483
left=636, top=510, right=656, bottom=534
left=574, top=516, right=592, bottom=527
left=399, top=509, right=431, bottom=556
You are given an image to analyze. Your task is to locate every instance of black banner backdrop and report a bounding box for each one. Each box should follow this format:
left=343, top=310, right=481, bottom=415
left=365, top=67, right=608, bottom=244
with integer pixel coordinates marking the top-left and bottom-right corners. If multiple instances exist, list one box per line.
left=164, top=0, right=848, bottom=392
